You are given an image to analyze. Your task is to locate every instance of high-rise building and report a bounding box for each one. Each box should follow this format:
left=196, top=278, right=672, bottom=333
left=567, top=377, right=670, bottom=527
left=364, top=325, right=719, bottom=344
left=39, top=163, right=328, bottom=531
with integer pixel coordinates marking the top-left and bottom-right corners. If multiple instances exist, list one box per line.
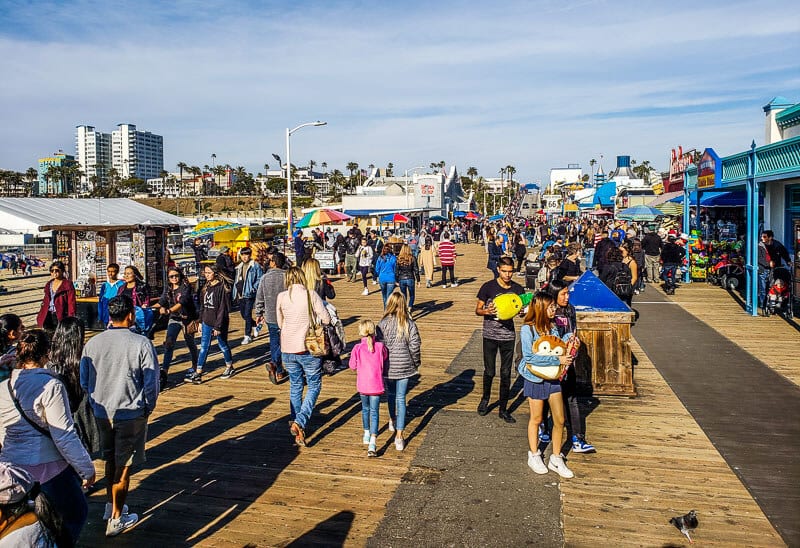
left=37, top=150, right=77, bottom=196
left=111, top=123, right=164, bottom=181
left=75, top=125, right=112, bottom=192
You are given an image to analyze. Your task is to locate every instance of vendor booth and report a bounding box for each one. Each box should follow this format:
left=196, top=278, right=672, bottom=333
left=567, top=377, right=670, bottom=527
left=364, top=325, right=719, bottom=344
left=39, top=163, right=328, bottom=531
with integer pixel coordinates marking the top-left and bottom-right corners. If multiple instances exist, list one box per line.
left=1, top=198, right=188, bottom=329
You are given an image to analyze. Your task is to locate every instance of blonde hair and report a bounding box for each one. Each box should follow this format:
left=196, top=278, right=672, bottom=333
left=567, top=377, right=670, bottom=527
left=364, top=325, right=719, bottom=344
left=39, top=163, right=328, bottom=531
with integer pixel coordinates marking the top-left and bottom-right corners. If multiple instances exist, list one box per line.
left=397, top=244, right=413, bottom=267
left=302, top=258, right=322, bottom=293
left=382, top=291, right=411, bottom=340
left=358, top=319, right=376, bottom=352
left=284, top=267, right=307, bottom=300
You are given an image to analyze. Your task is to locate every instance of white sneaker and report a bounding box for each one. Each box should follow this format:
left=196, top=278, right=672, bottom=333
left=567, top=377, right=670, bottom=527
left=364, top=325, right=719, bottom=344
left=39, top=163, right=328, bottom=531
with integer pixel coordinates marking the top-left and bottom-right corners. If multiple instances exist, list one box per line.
left=106, top=512, right=139, bottom=537
left=362, top=430, right=371, bottom=444
left=362, top=288, right=369, bottom=296
left=388, top=419, right=395, bottom=432
left=251, top=327, right=260, bottom=338
left=102, top=503, right=129, bottom=521
left=451, top=281, right=458, bottom=287
left=527, top=451, right=548, bottom=474
left=442, top=284, right=448, bottom=288
left=548, top=454, right=574, bottom=478
left=372, top=280, right=378, bottom=285
left=242, top=335, right=252, bottom=345
left=395, top=437, right=405, bottom=451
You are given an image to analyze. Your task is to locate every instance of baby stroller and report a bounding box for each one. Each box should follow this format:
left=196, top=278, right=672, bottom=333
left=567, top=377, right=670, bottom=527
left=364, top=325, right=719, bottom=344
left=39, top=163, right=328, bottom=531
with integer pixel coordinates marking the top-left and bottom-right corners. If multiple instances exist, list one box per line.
left=764, top=267, right=794, bottom=318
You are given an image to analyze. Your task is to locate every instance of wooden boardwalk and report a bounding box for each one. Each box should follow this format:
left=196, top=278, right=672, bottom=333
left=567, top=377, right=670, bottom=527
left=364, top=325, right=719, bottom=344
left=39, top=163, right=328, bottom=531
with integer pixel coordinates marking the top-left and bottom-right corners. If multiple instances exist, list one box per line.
left=0, top=247, right=793, bottom=546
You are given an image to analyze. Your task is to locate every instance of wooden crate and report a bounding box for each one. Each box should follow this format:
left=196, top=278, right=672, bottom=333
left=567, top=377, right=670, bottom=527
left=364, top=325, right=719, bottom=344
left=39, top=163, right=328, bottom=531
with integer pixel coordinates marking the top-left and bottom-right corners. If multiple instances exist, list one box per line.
left=576, top=310, right=636, bottom=396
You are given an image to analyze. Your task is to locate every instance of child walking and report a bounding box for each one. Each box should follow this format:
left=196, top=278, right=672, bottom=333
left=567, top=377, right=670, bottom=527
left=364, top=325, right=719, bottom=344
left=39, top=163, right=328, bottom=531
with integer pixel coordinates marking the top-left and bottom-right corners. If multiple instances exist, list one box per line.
left=350, top=319, right=388, bottom=457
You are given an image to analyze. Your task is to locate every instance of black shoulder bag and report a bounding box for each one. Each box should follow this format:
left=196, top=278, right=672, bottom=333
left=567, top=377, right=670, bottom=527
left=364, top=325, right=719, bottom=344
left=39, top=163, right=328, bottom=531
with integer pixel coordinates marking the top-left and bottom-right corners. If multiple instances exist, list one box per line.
left=6, top=380, right=52, bottom=439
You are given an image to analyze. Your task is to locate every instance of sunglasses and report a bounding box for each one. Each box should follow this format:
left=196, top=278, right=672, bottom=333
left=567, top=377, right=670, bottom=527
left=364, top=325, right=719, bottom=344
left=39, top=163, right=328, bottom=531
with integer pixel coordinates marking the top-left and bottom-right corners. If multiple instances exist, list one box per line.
left=168, top=274, right=180, bottom=279
left=50, top=268, right=61, bottom=273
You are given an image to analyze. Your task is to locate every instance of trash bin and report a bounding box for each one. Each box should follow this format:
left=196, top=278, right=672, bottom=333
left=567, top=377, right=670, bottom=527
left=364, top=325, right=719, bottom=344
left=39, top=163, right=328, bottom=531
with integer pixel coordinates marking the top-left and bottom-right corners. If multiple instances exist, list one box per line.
left=569, top=271, right=636, bottom=396
left=525, top=259, right=541, bottom=290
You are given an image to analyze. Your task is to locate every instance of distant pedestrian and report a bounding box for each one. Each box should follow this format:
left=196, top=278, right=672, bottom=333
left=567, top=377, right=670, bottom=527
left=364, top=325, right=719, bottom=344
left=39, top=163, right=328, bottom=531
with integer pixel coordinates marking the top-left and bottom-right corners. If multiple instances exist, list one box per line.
left=153, top=267, right=199, bottom=384
left=354, top=237, right=374, bottom=295
left=36, top=261, right=76, bottom=334
left=418, top=233, right=436, bottom=288
left=0, top=314, right=23, bottom=382
left=641, top=228, right=663, bottom=283
left=377, top=292, right=421, bottom=452
left=374, top=245, right=398, bottom=307
left=80, top=296, right=159, bottom=537
left=349, top=319, right=387, bottom=458
left=436, top=232, right=457, bottom=287
left=394, top=244, right=420, bottom=309
left=193, top=264, right=234, bottom=383
left=660, top=235, right=685, bottom=295
left=233, top=247, right=263, bottom=344
left=97, top=263, right=124, bottom=327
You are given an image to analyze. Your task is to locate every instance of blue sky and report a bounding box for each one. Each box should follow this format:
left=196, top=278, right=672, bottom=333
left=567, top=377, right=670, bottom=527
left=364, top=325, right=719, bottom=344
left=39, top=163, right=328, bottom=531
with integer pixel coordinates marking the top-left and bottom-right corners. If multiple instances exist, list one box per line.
left=1, top=0, right=798, bottom=182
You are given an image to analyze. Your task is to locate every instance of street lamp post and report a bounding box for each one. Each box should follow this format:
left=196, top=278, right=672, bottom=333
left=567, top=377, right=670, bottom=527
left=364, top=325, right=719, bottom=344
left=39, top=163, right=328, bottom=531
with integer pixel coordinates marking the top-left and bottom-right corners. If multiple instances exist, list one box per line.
left=286, top=121, right=327, bottom=237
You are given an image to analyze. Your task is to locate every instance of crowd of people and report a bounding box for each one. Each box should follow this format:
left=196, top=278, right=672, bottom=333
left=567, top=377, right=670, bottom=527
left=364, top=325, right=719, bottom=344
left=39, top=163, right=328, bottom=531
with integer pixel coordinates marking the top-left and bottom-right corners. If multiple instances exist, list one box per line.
left=0, top=210, right=792, bottom=543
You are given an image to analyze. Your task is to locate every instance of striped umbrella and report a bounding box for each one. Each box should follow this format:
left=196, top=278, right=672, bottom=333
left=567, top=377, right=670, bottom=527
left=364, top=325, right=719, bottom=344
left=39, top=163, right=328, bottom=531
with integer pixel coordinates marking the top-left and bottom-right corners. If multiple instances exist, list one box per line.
left=295, top=208, right=352, bottom=228
left=655, top=202, right=683, bottom=216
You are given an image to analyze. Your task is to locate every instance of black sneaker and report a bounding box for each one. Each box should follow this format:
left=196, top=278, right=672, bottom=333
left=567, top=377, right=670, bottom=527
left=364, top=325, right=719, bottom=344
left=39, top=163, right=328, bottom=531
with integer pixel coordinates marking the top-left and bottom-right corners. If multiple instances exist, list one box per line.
left=477, top=399, right=489, bottom=416
left=191, top=372, right=203, bottom=385
left=499, top=410, right=516, bottom=424
left=159, top=369, right=168, bottom=389
left=220, top=366, right=235, bottom=379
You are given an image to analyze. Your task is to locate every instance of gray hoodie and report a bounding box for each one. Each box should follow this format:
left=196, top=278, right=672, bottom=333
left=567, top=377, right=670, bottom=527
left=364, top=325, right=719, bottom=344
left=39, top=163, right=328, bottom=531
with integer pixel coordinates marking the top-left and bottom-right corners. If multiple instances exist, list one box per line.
left=254, top=268, right=286, bottom=325
left=80, top=328, right=159, bottom=421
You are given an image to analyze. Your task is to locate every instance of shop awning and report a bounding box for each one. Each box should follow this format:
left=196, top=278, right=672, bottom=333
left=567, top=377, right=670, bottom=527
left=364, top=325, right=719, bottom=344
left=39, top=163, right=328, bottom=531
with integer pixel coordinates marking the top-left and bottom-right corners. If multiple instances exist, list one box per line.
left=668, top=190, right=760, bottom=207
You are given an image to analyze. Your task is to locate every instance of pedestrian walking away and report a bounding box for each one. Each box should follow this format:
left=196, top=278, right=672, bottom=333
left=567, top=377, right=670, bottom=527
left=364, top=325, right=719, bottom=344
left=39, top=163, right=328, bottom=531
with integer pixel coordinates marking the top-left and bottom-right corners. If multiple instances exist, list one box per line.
left=80, top=295, right=159, bottom=537
left=349, top=319, right=388, bottom=457
left=377, top=292, right=421, bottom=452
left=276, top=267, right=331, bottom=447
left=475, top=256, right=524, bottom=423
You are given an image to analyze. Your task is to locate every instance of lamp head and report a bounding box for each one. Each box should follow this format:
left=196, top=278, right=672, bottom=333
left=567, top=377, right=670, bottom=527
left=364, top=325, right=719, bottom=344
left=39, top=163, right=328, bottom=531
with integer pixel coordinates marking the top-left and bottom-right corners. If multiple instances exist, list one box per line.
left=313, top=121, right=327, bottom=126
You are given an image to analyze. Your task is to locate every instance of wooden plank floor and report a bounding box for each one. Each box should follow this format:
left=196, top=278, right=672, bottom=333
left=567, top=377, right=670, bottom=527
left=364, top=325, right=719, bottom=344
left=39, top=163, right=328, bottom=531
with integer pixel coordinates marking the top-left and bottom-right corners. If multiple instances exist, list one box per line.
left=0, top=247, right=791, bottom=546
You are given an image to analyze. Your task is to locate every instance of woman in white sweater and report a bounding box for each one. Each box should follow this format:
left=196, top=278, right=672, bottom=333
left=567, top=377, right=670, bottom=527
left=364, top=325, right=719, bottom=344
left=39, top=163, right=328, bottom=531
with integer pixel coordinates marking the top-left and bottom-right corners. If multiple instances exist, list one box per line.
left=0, top=329, right=95, bottom=546
left=276, top=267, right=331, bottom=447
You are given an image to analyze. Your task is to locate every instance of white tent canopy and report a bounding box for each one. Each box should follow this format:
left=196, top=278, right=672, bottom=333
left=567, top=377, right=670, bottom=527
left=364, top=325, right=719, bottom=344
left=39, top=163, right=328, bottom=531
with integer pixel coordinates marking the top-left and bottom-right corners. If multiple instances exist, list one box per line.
left=0, top=198, right=188, bottom=235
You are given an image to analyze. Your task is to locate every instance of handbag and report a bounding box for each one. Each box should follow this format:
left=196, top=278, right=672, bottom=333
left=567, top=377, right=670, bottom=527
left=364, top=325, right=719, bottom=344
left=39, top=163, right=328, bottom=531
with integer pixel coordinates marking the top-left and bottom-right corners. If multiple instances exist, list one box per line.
left=184, top=319, right=200, bottom=336
left=304, top=290, right=329, bottom=357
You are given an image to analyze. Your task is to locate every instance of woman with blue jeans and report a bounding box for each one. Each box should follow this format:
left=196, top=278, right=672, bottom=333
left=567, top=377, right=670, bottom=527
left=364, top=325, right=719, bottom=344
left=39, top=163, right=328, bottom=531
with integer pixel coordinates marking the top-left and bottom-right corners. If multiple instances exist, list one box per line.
left=193, top=264, right=233, bottom=383
left=375, top=245, right=398, bottom=308
left=394, top=244, right=420, bottom=309
left=276, top=267, right=331, bottom=446
left=154, top=267, right=199, bottom=384
left=377, top=292, right=421, bottom=451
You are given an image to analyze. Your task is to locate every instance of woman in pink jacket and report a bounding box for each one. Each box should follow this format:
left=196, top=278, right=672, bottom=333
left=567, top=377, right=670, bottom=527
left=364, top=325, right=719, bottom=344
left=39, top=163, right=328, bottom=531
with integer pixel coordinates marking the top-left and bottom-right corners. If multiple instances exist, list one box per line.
left=350, top=319, right=388, bottom=457
left=276, top=267, right=331, bottom=447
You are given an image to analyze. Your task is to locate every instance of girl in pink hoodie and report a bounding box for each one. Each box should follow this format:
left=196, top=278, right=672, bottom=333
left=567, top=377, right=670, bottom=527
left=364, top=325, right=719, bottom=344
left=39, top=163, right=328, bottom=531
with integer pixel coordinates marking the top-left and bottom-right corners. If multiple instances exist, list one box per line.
left=350, top=319, right=388, bottom=457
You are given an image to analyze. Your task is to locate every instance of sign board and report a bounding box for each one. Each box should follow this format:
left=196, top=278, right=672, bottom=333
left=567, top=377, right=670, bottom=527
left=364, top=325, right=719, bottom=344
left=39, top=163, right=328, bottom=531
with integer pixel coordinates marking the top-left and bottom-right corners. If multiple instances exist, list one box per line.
left=668, top=146, right=695, bottom=192
left=315, top=251, right=335, bottom=271
left=697, top=148, right=720, bottom=189
left=419, top=183, right=435, bottom=196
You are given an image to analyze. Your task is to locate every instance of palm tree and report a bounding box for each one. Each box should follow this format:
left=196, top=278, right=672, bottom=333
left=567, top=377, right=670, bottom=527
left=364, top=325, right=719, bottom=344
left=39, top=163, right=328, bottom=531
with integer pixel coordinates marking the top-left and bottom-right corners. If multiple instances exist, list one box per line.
left=25, top=167, right=38, bottom=196
left=321, top=161, right=327, bottom=174
left=467, top=167, right=478, bottom=183
left=177, top=162, right=188, bottom=195
left=346, top=162, right=358, bottom=178
left=386, top=162, right=393, bottom=177
left=589, top=158, right=597, bottom=176
left=506, top=165, right=516, bottom=202
left=190, top=166, right=202, bottom=194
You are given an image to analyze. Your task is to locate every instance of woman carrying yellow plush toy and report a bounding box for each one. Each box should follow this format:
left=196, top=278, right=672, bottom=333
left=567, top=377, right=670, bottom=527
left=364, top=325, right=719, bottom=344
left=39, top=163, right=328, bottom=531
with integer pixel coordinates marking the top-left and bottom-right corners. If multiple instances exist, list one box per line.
left=518, top=292, right=579, bottom=479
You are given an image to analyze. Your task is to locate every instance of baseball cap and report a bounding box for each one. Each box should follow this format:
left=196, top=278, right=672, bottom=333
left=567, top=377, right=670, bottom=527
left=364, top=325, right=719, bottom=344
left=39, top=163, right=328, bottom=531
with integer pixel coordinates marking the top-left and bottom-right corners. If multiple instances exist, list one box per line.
left=0, top=461, right=36, bottom=504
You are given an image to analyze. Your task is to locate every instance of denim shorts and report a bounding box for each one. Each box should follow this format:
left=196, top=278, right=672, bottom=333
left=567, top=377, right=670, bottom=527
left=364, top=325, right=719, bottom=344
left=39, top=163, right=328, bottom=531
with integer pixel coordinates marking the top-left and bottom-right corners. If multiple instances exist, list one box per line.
left=524, top=379, right=561, bottom=400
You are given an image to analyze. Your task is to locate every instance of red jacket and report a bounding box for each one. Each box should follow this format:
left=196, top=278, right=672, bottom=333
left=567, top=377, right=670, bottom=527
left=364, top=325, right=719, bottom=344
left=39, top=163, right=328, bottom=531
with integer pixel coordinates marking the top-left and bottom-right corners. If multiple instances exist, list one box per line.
left=37, top=279, right=77, bottom=327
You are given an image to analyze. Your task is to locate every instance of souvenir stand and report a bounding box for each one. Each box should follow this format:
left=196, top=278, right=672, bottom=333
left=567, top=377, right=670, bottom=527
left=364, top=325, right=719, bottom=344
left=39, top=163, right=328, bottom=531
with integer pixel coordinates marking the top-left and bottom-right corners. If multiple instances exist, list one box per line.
left=39, top=201, right=186, bottom=330
left=568, top=271, right=636, bottom=397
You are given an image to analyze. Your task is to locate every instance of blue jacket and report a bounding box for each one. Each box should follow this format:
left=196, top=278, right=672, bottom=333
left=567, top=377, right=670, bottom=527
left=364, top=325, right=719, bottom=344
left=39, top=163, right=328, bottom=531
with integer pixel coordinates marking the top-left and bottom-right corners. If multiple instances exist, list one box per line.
left=375, top=254, right=398, bottom=284
left=517, top=324, right=572, bottom=384
left=233, top=261, right=264, bottom=300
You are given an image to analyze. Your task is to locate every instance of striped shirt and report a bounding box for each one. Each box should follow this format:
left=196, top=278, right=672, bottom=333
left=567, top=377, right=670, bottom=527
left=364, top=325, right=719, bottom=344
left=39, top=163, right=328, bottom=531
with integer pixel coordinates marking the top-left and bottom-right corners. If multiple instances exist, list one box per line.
left=437, top=240, right=456, bottom=265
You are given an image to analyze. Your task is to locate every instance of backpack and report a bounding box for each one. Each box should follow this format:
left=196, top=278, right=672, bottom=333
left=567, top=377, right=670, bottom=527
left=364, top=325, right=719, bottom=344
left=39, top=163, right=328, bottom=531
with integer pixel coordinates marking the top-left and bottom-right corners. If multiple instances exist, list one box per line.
left=612, top=263, right=633, bottom=298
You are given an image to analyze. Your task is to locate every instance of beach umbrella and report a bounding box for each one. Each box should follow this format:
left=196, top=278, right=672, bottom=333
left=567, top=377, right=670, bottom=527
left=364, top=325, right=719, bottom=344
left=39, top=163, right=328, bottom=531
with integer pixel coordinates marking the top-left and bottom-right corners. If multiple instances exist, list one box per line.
left=655, top=202, right=683, bottom=216
left=488, top=214, right=505, bottom=221
left=429, top=214, right=448, bottom=221
left=587, top=209, right=613, bottom=216
left=452, top=211, right=467, bottom=218
left=465, top=211, right=481, bottom=220
left=295, top=208, right=352, bottom=228
left=615, top=204, right=663, bottom=221
left=381, top=213, right=410, bottom=223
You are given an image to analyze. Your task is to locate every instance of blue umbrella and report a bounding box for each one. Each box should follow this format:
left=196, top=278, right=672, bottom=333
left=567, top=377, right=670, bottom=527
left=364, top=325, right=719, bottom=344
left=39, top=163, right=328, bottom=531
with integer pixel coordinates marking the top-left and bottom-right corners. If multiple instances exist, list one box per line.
left=615, top=205, right=663, bottom=221
left=488, top=214, right=505, bottom=221
left=429, top=214, right=447, bottom=221
left=452, top=210, right=466, bottom=218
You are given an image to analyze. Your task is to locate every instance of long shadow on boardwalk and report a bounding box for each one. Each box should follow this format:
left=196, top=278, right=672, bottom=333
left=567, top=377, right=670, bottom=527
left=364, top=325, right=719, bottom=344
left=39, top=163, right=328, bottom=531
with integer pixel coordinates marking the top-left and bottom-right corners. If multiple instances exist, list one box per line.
left=83, top=396, right=302, bottom=546
left=286, top=510, right=355, bottom=547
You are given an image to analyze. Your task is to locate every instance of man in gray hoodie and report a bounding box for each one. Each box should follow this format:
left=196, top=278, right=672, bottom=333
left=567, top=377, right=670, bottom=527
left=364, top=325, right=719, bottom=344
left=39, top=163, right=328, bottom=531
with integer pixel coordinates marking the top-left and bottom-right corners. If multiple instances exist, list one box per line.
left=254, top=252, right=289, bottom=384
left=80, top=295, right=159, bottom=537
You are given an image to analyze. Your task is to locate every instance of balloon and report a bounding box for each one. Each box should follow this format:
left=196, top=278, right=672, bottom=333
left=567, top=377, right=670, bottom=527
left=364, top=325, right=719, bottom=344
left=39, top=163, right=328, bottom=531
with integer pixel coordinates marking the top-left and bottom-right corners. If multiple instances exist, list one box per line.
left=493, top=293, right=523, bottom=320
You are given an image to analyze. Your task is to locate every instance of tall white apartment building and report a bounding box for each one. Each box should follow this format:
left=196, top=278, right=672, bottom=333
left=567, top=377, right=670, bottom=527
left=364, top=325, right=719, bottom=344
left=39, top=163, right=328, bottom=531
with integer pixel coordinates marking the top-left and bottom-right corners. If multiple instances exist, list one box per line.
left=112, top=124, right=164, bottom=181
left=75, top=123, right=164, bottom=192
left=75, top=125, right=112, bottom=192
